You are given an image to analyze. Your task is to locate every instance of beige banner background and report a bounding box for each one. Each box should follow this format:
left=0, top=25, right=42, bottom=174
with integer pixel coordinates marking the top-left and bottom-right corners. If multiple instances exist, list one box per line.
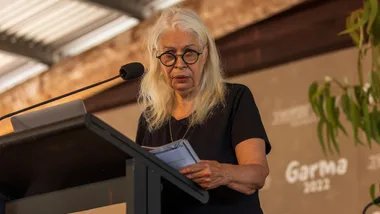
left=228, top=47, right=379, bottom=214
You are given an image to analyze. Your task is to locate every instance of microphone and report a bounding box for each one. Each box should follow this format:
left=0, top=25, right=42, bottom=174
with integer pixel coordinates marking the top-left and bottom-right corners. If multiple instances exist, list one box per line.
left=0, top=62, right=144, bottom=122
left=362, top=196, right=380, bottom=214
left=119, top=62, right=145, bottom=80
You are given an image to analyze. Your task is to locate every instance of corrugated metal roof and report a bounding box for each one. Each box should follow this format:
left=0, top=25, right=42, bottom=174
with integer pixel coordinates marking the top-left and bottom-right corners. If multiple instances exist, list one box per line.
left=0, top=0, right=182, bottom=94
left=0, top=51, right=27, bottom=76
left=0, top=0, right=127, bottom=49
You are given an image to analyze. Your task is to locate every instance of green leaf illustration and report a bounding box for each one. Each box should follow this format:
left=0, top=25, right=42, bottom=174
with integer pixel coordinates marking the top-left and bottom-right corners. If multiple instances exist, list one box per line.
left=371, top=72, right=380, bottom=101
left=370, top=183, right=380, bottom=207
left=326, top=95, right=338, bottom=128
left=350, top=97, right=363, bottom=146
left=372, top=107, right=380, bottom=145
left=366, top=0, right=378, bottom=34
left=328, top=122, right=340, bottom=155
left=309, top=81, right=319, bottom=114
left=317, top=119, right=327, bottom=156
left=340, top=93, right=351, bottom=120
left=362, top=97, right=372, bottom=148
left=371, top=2, right=380, bottom=45
left=339, top=9, right=368, bottom=35
left=326, top=122, right=334, bottom=155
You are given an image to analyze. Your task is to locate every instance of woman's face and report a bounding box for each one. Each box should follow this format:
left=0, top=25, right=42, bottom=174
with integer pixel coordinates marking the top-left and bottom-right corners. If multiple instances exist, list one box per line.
left=157, top=29, right=208, bottom=94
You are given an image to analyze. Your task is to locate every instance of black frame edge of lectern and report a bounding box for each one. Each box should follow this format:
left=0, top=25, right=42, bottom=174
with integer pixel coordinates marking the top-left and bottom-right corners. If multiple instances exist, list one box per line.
left=0, top=194, right=5, bottom=214
left=0, top=113, right=209, bottom=214
left=86, top=113, right=209, bottom=202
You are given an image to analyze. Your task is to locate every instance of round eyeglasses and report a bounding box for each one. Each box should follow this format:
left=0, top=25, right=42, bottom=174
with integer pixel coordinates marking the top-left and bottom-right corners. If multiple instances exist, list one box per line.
left=156, top=49, right=203, bottom=67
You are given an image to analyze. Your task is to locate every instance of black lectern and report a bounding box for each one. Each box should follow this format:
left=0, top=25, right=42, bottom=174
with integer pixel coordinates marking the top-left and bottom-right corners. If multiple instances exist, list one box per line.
left=0, top=113, right=209, bottom=214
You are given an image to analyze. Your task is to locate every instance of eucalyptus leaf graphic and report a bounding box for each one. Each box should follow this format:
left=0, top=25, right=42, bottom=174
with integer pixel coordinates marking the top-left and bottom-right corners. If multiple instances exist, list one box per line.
left=339, top=7, right=369, bottom=36
left=340, top=93, right=351, bottom=121
left=371, top=72, right=380, bottom=101
left=350, top=95, right=363, bottom=146
left=307, top=0, right=380, bottom=208
left=362, top=96, right=372, bottom=148
left=366, top=0, right=378, bottom=35
left=325, top=122, right=334, bottom=154
left=372, top=106, right=380, bottom=145
left=317, top=119, right=327, bottom=156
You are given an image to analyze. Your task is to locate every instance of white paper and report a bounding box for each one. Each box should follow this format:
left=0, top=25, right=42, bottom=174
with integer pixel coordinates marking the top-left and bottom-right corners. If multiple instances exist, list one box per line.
left=142, top=139, right=200, bottom=170
left=154, top=145, right=198, bottom=170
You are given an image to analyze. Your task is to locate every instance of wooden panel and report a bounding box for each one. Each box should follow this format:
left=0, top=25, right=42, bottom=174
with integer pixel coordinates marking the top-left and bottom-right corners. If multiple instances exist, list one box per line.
left=84, top=79, right=140, bottom=113
left=217, top=0, right=360, bottom=77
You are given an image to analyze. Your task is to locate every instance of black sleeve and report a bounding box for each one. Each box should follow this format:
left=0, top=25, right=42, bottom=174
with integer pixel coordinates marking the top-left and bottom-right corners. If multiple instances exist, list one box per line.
left=230, top=85, right=271, bottom=155
left=135, top=114, right=147, bottom=146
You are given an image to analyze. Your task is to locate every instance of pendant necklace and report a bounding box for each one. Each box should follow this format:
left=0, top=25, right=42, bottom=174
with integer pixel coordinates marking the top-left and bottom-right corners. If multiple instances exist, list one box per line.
left=169, top=118, right=191, bottom=142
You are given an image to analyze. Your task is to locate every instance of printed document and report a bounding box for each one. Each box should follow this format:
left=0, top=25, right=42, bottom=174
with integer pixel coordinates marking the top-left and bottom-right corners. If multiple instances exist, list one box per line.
left=142, top=139, right=200, bottom=170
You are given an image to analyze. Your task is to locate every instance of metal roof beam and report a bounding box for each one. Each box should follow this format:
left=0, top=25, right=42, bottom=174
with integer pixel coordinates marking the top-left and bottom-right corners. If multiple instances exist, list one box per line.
left=82, top=0, right=151, bottom=20
left=0, top=32, right=57, bottom=66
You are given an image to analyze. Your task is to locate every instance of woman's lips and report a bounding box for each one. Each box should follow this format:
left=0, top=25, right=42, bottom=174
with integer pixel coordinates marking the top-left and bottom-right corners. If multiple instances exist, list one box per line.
left=173, top=75, right=190, bottom=82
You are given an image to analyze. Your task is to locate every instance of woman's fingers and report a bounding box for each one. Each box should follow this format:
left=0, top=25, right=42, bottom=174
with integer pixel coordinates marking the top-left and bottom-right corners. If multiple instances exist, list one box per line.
left=193, top=173, right=226, bottom=190
left=193, top=177, right=211, bottom=183
left=179, top=163, right=206, bottom=175
left=179, top=160, right=228, bottom=190
left=186, top=168, right=211, bottom=179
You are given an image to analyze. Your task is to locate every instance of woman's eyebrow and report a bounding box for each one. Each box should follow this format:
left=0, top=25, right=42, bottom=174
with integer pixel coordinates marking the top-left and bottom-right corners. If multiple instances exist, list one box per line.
left=162, top=44, right=197, bottom=50
left=184, top=44, right=196, bottom=48
left=162, top=46, right=175, bottom=51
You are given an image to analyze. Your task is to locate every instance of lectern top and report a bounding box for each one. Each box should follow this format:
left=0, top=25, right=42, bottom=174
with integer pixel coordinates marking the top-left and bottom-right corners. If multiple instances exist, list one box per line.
left=0, top=113, right=208, bottom=203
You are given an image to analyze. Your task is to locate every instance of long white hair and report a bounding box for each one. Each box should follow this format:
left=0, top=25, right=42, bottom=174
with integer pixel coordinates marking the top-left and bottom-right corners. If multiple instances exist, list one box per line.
left=138, top=7, right=226, bottom=131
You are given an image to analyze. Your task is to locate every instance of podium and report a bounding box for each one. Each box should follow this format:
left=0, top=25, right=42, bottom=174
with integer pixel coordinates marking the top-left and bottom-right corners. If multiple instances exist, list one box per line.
left=0, top=113, right=209, bottom=214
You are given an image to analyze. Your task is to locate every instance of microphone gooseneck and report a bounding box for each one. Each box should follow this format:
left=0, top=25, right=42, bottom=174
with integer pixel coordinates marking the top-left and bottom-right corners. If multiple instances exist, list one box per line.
left=0, top=62, right=144, bottom=122
left=362, top=196, right=380, bottom=214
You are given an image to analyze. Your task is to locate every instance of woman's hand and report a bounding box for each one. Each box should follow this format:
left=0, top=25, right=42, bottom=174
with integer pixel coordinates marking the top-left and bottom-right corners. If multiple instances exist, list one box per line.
left=179, top=138, right=269, bottom=194
left=179, top=160, right=231, bottom=190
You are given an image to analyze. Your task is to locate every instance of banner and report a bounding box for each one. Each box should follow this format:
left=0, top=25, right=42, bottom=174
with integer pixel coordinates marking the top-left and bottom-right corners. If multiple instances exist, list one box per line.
left=228, top=47, right=380, bottom=214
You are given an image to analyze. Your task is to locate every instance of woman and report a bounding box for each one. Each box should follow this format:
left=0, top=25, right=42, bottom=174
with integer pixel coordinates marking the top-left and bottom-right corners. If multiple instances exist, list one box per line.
left=136, top=6, right=271, bottom=214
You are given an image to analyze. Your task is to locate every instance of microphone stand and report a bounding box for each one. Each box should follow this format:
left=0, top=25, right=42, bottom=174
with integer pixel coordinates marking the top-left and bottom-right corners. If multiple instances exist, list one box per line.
left=0, top=74, right=121, bottom=122
left=362, top=197, right=380, bottom=214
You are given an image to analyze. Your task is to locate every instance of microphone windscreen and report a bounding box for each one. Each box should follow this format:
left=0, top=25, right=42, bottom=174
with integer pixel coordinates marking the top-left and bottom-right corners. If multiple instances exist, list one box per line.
left=374, top=196, right=380, bottom=203
left=120, top=62, right=145, bottom=80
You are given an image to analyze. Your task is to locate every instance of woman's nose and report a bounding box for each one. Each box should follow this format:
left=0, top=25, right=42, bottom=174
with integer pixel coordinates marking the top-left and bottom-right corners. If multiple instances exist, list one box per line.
left=174, top=56, right=186, bottom=68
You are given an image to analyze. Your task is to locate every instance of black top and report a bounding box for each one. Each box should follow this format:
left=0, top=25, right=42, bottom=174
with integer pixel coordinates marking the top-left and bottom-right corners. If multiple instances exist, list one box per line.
left=136, top=83, right=271, bottom=214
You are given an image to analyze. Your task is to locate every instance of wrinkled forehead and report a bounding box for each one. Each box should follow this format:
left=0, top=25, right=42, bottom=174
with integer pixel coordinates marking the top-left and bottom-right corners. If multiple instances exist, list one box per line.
left=157, top=28, right=202, bottom=51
